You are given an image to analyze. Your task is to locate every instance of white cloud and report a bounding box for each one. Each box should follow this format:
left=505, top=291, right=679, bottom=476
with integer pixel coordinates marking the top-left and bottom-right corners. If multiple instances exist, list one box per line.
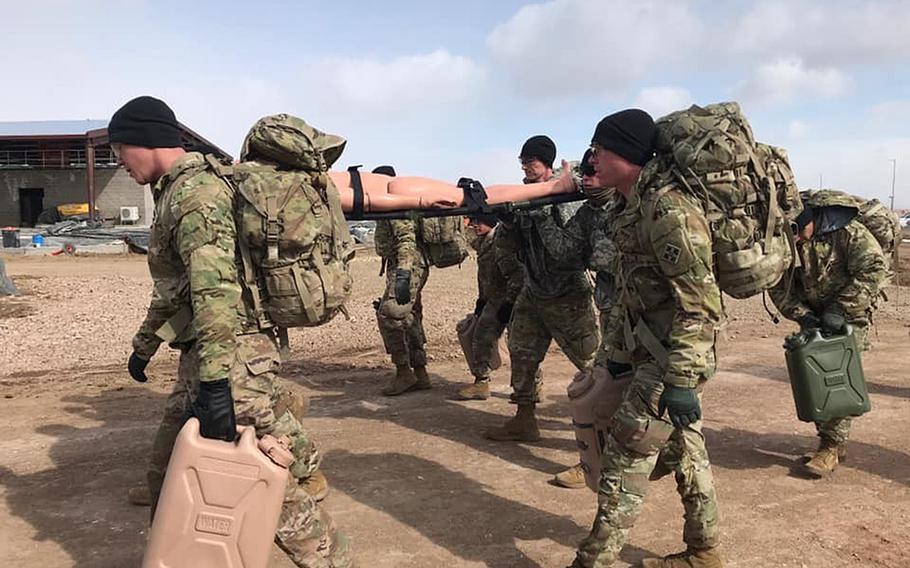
left=633, top=87, right=693, bottom=119
left=786, top=137, right=910, bottom=208
left=787, top=120, right=810, bottom=139
left=736, top=58, right=852, bottom=105
left=869, top=100, right=910, bottom=128
left=311, top=50, right=487, bottom=116
left=729, top=0, right=910, bottom=66
left=487, top=0, right=699, bottom=98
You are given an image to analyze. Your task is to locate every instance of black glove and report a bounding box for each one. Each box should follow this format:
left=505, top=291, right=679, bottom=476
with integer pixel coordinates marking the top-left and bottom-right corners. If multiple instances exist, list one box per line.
left=474, top=298, right=487, bottom=316
left=372, top=297, right=382, bottom=311
left=394, top=269, right=411, bottom=305
left=496, top=302, right=513, bottom=325
left=192, top=379, right=237, bottom=442
left=658, top=384, right=701, bottom=428
left=783, top=330, right=812, bottom=351
left=820, top=304, right=847, bottom=335
left=606, top=360, right=633, bottom=378
left=797, top=313, right=821, bottom=332
left=128, top=352, right=149, bottom=383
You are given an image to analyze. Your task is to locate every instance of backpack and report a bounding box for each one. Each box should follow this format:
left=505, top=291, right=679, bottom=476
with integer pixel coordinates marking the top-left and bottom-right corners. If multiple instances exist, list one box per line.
left=418, top=216, right=469, bottom=268
left=205, top=114, right=355, bottom=329
left=801, top=189, right=901, bottom=265
left=644, top=102, right=804, bottom=299
left=373, top=216, right=469, bottom=269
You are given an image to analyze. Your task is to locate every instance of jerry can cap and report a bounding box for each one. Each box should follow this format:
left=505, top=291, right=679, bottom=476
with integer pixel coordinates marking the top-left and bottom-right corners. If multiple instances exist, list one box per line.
left=258, top=435, right=295, bottom=468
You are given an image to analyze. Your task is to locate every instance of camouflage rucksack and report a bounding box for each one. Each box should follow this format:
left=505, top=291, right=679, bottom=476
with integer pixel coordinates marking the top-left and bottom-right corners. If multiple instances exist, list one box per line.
left=644, top=102, right=804, bottom=299
left=205, top=114, right=355, bottom=329
left=801, top=189, right=901, bottom=267
left=418, top=216, right=469, bottom=268
left=374, top=216, right=469, bottom=269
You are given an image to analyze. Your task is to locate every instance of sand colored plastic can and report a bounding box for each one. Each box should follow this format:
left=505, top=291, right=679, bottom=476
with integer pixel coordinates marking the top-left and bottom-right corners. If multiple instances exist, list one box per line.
left=567, top=365, right=632, bottom=492
left=142, top=417, right=294, bottom=568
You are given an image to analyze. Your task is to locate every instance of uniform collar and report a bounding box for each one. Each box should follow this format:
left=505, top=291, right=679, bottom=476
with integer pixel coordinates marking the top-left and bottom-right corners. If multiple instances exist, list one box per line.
left=152, top=152, right=205, bottom=199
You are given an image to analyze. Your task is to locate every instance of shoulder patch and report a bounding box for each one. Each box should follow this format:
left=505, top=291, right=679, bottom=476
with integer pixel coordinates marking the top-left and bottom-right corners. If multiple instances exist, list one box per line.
left=662, top=242, right=682, bottom=265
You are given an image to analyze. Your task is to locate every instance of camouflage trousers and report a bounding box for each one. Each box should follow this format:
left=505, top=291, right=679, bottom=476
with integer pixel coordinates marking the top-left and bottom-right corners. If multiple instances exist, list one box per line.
left=508, top=287, right=599, bottom=405
left=470, top=300, right=507, bottom=381
left=573, top=361, right=720, bottom=567
left=376, top=260, right=429, bottom=368
left=146, top=332, right=353, bottom=568
left=816, top=323, right=868, bottom=445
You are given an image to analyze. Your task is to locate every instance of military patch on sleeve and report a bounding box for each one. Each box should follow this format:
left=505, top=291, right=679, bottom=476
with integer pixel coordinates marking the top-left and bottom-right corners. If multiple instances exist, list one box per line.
left=662, top=243, right=682, bottom=265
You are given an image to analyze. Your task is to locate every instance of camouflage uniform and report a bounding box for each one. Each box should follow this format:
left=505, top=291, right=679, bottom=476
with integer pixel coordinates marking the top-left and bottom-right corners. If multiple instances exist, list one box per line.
left=770, top=215, right=888, bottom=445
left=133, top=152, right=352, bottom=567
left=468, top=226, right=525, bottom=381
left=497, top=202, right=599, bottom=405
left=374, top=219, right=429, bottom=368
left=571, top=182, right=722, bottom=567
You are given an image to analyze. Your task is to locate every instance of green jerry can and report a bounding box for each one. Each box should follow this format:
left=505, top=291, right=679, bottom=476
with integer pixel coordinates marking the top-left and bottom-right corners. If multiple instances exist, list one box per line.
left=784, top=325, right=871, bottom=423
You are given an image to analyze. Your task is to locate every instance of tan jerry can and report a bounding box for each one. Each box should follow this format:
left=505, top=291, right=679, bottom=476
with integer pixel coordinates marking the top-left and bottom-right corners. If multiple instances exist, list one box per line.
left=567, top=366, right=632, bottom=492
left=456, top=313, right=506, bottom=371
left=143, top=417, right=294, bottom=568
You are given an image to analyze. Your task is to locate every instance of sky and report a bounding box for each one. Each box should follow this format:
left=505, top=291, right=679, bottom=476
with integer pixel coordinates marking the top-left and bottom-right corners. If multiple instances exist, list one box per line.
left=4, top=0, right=910, bottom=208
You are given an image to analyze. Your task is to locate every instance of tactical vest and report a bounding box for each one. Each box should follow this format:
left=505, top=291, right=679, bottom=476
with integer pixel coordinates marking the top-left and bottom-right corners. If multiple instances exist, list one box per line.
left=645, top=102, right=804, bottom=299
left=206, top=114, right=355, bottom=330
left=374, top=216, right=468, bottom=269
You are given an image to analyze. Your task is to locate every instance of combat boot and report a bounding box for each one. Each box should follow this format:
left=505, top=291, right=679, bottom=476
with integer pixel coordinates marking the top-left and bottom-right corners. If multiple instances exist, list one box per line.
left=301, top=470, right=329, bottom=502
left=802, top=438, right=842, bottom=477
left=413, top=365, right=433, bottom=390
left=640, top=547, right=723, bottom=568
left=382, top=364, right=418, bottom=396
left=552, top=463, right=587, bottom=489
left=458, top=380, right=490, bottom=400
left=127, top=486, right=151, bottom=507
left=484, top=404, right=540, bottom=442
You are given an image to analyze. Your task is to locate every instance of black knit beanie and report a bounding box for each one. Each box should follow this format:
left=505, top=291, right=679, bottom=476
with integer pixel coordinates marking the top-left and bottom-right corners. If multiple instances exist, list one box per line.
left=372, top=165, right=396, bottom=177
left=108, top=96, right=182, bottom=148
left=469, top=213, right=499, bottom=228
left=591, top=109, right=656, bottom=166
left=519, top=135, right=556, bottom=168
left=580, top=148, right=596, bottom=177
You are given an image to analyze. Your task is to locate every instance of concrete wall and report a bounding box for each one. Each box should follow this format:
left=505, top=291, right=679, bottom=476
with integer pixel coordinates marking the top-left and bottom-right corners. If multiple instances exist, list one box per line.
left=0, top=167, right=151, bottom=226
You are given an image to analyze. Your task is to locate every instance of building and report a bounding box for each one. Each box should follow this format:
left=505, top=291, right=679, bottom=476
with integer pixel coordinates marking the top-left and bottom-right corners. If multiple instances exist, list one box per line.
left=0, top=120, right=231, bottom=227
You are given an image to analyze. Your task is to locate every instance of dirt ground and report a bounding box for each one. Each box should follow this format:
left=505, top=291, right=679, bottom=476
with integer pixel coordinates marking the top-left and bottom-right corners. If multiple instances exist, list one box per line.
left=1, top=245, right=909, bottom=568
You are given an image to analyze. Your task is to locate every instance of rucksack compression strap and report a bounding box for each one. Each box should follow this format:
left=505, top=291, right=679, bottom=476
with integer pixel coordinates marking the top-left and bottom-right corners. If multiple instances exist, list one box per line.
left=347, top=165, right=365, bottom=219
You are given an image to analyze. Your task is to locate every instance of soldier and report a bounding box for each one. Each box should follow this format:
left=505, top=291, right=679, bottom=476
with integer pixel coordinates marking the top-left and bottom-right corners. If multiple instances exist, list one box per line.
left=457, top=212, right=525, bottom=400
left=114, top=96, right=352, bottom=567
left=372, top=165, right=433, bottom=396
left=770, top=193, right=889, bottom=477
left=485, top=135, right=600, bottom=488
left=569, top=110, right=723, bottom=568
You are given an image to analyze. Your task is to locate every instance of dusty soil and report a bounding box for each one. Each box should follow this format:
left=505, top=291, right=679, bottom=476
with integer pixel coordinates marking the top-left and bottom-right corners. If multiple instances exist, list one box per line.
left=0, top=246, right=908, bottom=568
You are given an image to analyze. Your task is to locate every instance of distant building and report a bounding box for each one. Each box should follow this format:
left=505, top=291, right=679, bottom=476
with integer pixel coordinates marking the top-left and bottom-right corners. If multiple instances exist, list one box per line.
left=0, top=120, right=230, bottom=227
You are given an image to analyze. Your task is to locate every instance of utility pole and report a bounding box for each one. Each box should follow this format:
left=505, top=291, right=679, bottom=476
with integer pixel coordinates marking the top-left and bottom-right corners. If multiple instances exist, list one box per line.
left=890, top=158, right=896, bottom=211
left=819, top=173, right=823, bottom=189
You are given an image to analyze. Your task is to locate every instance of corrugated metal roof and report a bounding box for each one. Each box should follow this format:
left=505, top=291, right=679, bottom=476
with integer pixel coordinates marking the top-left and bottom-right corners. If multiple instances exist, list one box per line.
left=0, top=120, right=108, bottom=137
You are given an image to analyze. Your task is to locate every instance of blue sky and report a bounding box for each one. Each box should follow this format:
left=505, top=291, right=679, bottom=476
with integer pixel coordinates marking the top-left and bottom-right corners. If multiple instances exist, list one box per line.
left=4, top=0, right=910, bottom=207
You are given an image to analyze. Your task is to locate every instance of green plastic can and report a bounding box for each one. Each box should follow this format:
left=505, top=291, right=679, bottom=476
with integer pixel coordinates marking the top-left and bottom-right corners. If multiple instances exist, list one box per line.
left=784, top=325, right=871, bottom=423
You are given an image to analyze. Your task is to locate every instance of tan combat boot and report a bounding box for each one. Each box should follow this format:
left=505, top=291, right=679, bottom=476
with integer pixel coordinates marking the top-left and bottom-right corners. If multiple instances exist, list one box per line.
left=552, top=463, right=587, bottom=489
left=640, top=547, right=723, bottom=568
left=458, top=380, right=491, bottom=400
left=484, top=404, right=540, bottom=442
left=413, top=365, right=433, bottom=390
left=802, top=438, right=842, bottom=477
left=301, top=470, right=329, bottom=501
left=382, top=364, right=418, bottom=396
left=127, top=486, right=152, bottom=507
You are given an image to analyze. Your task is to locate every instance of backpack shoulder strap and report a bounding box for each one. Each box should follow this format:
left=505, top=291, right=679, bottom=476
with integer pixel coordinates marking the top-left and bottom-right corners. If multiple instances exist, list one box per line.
left=347, top=165, right=365, bottom=219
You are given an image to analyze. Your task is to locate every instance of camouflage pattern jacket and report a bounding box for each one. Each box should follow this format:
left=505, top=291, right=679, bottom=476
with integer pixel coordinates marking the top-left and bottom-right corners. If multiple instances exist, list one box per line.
left=606, top=180, right=722, bottom=388
left=474, top=227, right=525, bottom=307
left=532, top=194, right=621, bottom=312
left=770, top=216, right=888, bottom=326
left=376, top=219, right=428, bottom=274
left=132, top=152, right=258, bottom=383
left=497, top=201, right=592, bottom=300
